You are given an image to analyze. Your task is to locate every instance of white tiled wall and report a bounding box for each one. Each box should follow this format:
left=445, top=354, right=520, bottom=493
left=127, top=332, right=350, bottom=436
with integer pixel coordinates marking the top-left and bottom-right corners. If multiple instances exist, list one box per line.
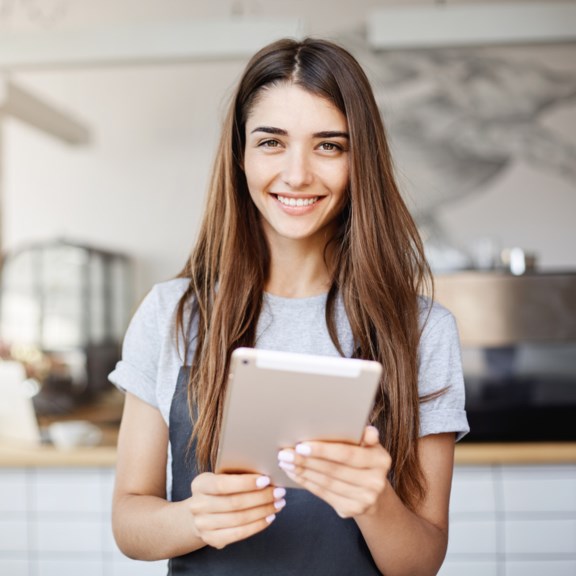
left=1, top=464, right=575, bottom=575
left=438, top=463, right=576, bottom=576
left=0, top=468, right=166, bottom=576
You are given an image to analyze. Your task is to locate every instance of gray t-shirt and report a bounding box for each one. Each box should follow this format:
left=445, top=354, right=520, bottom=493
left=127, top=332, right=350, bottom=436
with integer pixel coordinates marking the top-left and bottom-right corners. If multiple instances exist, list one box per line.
left=109, top=278, right=469, bottom=498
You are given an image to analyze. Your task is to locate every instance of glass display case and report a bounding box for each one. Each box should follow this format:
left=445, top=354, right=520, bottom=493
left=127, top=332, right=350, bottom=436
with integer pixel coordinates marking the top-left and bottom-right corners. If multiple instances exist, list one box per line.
left=0, top=239, right=133, bottom=414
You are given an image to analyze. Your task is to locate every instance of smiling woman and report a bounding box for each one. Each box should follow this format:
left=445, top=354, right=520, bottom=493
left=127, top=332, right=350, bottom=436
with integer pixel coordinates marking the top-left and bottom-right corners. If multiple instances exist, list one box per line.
left=244, top=84, right=350, bottom=256
left=109, top=37, right=468, bottom=576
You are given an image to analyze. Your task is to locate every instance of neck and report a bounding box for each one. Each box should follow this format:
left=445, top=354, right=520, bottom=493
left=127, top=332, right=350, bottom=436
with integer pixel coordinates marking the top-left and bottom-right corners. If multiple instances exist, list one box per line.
left=265, top=237, right=333, bottom=298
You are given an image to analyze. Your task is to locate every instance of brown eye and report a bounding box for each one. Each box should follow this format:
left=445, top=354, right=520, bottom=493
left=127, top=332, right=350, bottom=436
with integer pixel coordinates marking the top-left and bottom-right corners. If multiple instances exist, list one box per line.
left=319, top=142, right=341, bottom=152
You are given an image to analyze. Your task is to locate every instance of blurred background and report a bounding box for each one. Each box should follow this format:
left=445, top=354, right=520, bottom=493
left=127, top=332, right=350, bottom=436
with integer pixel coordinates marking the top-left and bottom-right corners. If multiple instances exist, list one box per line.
left=0, top=1, right=575, bottom=575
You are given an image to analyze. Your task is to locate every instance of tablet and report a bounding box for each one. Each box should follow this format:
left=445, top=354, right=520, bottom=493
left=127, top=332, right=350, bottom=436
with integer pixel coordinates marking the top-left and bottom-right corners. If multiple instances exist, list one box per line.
left=215, top=347, right=382, bottom=488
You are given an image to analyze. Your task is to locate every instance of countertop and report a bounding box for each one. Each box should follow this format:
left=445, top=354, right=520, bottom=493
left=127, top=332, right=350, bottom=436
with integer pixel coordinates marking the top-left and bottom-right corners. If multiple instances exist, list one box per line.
left=1, top=439, right=576, bottom=468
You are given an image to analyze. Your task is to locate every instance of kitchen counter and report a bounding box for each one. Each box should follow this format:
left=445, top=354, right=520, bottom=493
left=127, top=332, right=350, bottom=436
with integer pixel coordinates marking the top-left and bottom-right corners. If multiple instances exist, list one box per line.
left=0, top=441, right=117, bottom=467
left=454, top=441, right=576, bottom=465
left=1, top=439, right=576, bottom=468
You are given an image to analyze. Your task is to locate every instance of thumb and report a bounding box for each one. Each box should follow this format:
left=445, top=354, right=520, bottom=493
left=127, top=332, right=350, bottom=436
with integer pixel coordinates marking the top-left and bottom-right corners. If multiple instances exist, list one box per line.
left=362, top=425, right=380, bottom=447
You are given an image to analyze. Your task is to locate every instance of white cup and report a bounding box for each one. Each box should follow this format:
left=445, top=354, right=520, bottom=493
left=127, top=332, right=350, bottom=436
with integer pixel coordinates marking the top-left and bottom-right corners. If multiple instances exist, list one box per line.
left=48, top=420, right=102, bottom=450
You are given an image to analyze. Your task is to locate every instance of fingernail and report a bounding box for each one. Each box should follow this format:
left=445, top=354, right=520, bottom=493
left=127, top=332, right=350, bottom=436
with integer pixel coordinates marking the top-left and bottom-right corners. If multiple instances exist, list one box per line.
left=278, top=461, right=295, bottom=472
left=266, top=514, right=276, bottom=523
left=273, top=487, right=286, bottom=499
left=274, top=498, right=286, bottom=510
left=256, top=476, right=271, bottom=488
left=278, top=450, right=295, bottom=463
left=295, top=443, right=311, bottom=456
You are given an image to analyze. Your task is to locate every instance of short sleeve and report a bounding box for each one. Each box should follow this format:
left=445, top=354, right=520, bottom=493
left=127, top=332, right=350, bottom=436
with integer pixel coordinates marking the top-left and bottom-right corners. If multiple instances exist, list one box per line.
left=418, top=306, right=470, bottom=441
left=108, top=286, right=162, bottom=408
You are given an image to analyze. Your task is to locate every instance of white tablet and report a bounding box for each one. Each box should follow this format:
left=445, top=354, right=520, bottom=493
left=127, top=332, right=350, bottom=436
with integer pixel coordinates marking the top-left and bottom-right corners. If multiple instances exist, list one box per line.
left=215, top=347, right=382, bottom=488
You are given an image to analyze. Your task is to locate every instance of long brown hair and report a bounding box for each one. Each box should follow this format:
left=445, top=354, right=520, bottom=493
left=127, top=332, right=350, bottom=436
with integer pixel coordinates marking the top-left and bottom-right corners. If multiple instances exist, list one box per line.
left=176, top=38, right=433, bottom=510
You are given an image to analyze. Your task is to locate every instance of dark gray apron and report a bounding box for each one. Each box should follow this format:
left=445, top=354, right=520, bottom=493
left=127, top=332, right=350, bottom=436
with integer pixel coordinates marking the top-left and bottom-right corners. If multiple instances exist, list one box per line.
left=167, top=366, right=381, bottom=575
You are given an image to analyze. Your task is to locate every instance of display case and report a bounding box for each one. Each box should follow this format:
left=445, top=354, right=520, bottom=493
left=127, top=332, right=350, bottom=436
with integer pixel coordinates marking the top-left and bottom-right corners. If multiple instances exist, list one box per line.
left=0, top=239, right=133, bottom=414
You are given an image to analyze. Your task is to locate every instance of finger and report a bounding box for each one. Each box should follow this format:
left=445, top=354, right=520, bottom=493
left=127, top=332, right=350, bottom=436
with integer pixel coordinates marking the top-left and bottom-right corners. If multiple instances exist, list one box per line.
left=280, top=456, right=386, bottom=494
left=362, top=425, right=381, bottom=447
left=279, top=441, right=389, bottom=471
left=195, top=498, right=286, bottom=531
left=204, top=514, right=278, bottom=549
left=191, top=486, right=287, bottom=514
left=284, top=464, right=372, bottom=501
left=280, top=468, right=365, bottom=519
left=192, top=472, right=271, bottom=496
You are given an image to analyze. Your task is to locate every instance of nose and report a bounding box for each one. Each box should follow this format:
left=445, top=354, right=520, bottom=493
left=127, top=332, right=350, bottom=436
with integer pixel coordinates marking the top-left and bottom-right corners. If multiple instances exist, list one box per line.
left=281, top=147, right=313, bottom=189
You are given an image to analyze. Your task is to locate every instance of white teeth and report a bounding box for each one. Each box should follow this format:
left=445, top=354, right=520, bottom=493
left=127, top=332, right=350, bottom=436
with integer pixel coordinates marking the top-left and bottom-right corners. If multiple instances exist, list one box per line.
left=277, top=195, right=319, bottom=207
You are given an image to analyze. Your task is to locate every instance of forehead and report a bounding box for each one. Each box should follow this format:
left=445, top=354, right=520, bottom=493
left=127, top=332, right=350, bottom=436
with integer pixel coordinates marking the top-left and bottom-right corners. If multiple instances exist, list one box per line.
left=246, top=83, right=347, bottom=131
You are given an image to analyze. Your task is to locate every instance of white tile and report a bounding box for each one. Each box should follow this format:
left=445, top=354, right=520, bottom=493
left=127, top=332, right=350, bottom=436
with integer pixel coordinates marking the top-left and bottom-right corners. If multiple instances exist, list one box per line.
left=101, top=468, right=116, bottom=515
left=502, top=464, right=576, bottom=479
left=34, top=469, right=103, bottom=514
left=450, top=466, right=497, bottom=514
left=0, top=557, right=29, bottom=576
left=37, top=557, right=104, bottom=576
left=453, top=465, right=494, bottom=480
left=502, top=464, right=576, bottom=512
left=446, top=519, right=498, bottom=554
left=35, top=518, right=103, bottom=553
left=0, top=469, right=29, bottom=513
left=438, top=560, right=498, bottom=576
left=110, top=559, right=168, bottom=576
left=506, top=560, right=576, bottom=576
left=0, top=520, right=29, bottom=552
left=505, top=519, right=576, bottom=554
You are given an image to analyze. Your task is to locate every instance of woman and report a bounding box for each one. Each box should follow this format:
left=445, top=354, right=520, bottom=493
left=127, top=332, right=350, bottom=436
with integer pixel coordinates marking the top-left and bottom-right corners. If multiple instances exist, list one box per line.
left=110, top=37, right=469, bottom=575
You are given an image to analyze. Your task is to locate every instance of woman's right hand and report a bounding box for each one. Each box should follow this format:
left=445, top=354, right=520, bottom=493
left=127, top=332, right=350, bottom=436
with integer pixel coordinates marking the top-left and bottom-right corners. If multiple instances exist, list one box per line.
left=188, top=472, right=286, bottom=549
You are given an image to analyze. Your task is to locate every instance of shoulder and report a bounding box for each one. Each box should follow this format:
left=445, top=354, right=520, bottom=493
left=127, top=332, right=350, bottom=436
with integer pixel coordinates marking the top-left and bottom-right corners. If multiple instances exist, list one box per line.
left=132, top=277, right=191, bottom=329
left=108, top=278, right=192, bottom=411
left=418, top=297, right=459, bottom=342
left=417, top=298, right=469, bottom=440
left=144, top=277, right=191, bottom=314
left=416, top=297, right=463, bottom=390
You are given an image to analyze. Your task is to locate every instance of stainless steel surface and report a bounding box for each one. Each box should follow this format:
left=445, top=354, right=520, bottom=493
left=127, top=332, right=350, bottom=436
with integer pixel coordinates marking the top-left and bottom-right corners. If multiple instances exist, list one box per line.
left=434, top=271, right=576, bottom=347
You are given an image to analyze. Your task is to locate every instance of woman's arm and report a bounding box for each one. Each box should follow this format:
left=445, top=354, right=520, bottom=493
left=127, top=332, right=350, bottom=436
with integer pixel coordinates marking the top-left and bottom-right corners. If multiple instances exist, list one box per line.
left=278, top=429, right=454, bottom=576
left=355, top=432, right=453, bottom=576
left=112, top=392, right=285, bottom=560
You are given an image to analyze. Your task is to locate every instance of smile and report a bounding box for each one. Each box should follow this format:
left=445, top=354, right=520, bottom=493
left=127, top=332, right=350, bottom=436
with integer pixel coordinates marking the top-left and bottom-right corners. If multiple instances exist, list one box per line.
left=276, top=195, right=320, bottom=207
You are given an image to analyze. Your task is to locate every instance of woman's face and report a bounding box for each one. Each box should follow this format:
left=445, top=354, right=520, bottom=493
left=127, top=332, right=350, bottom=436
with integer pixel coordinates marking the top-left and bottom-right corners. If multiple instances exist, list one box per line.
left=243, top=83, right=350, bottom=250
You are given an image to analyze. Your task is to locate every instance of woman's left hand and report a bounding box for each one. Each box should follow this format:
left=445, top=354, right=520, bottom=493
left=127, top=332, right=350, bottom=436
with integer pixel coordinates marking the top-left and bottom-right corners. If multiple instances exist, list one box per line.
left=277, top=426, right=392, bottom=518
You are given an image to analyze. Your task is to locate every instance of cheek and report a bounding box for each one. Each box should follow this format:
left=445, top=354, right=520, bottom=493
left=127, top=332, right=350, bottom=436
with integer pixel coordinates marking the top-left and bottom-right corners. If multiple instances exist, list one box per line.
left=243, top=155, right=267, bottom=191
left=243, top=159, right=259, bottom=196
left=333, top=163, right=350, bottom=198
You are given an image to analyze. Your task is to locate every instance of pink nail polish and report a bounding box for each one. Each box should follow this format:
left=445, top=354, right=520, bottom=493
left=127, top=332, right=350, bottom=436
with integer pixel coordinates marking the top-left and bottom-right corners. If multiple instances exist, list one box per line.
left=295, top=443, right=311, bottom=456
left=256, top=476, right=271, bottom=488
left=278, top=450, right=295, bottom=463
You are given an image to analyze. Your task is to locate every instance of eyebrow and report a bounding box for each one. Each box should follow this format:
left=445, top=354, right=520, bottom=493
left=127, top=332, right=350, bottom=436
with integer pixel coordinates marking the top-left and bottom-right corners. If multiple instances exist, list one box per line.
left=250, top=126, right=349, bottom=139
